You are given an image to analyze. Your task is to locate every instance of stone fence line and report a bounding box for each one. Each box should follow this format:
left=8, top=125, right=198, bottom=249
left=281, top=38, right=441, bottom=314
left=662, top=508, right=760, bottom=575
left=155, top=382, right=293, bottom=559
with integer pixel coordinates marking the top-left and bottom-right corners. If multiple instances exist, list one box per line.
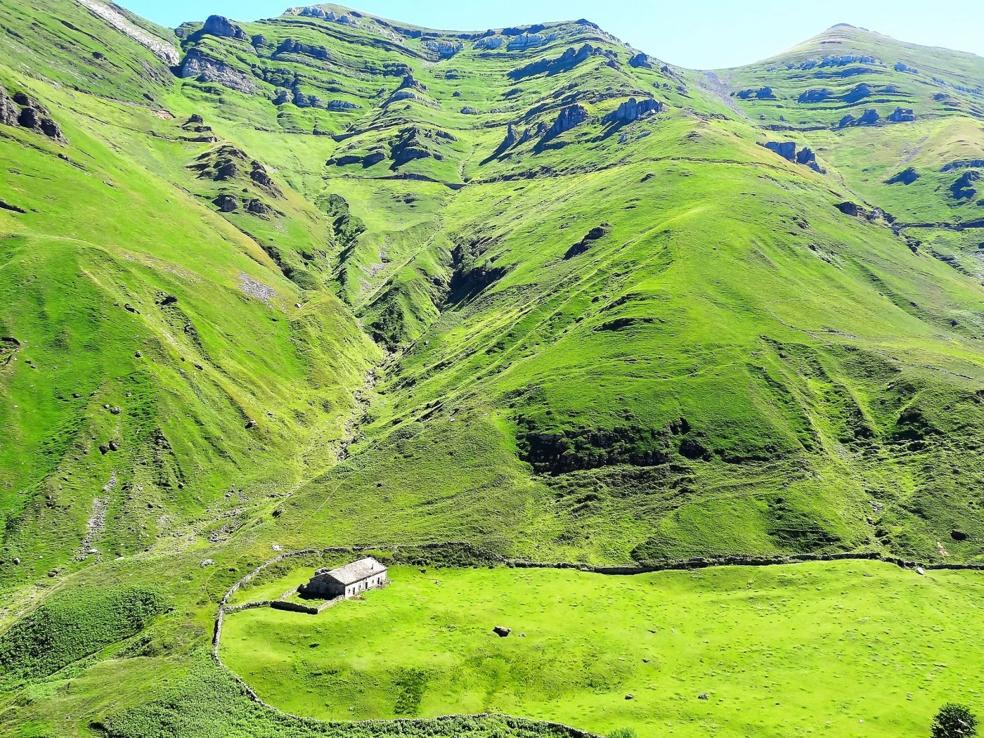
left=209, top=543, right=982, bottom=737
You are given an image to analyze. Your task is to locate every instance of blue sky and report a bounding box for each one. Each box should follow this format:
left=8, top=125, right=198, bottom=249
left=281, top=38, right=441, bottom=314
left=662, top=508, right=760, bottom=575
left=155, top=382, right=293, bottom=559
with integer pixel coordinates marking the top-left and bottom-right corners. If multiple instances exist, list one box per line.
left=119, top=0, right=984, bottom=69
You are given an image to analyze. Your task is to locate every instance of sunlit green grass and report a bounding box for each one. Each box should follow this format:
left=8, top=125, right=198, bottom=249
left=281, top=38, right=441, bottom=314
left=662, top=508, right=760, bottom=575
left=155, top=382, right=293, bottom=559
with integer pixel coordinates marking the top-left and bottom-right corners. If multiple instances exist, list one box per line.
left=222, top=561, right=984, bottom=738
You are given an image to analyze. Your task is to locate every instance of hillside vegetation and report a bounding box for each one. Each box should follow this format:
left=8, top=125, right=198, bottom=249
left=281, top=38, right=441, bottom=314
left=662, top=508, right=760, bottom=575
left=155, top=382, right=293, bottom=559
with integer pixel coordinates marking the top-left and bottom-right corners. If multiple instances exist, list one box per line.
left=0, top=2, right=982, bottom=737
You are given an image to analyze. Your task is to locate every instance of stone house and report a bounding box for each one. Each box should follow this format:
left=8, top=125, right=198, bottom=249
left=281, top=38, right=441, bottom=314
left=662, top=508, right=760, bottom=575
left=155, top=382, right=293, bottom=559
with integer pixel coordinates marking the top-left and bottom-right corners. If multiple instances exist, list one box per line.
left=300, top=556, right=388, bottom=599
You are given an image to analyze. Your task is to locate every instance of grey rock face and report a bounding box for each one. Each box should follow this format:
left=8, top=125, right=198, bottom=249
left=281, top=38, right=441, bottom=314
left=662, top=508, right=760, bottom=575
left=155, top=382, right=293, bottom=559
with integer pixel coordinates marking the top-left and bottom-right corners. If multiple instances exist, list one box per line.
left=737, top=87, right=776, bottom=100
left=799, top=54, right=877, bottom=70
left=4, top=90, right=65, bottom=141
left=838, top=108, right=880, bottom=128
left=388, top=89, right=419, bottom=103
left=798, top=88, right=831, bottom=103
left=763, top=141, right=797, bottom=161
left=886, top=167, right=919, bottom=185
left=474, top=36, right=504, bottom=50
left=203, top=15, right=247, bottom=41
left=0, top=86, right=18, bottom=126
left=762, top=141, right=824, bottom=173
left=276, top=38, right=330, bottom=60
left=423, top=39, right=463, bottom=59
left=888, top=106, right=916, bottom=122
left=179, top=50, right=256, bottom=94
left=629, top=52, right=654, bottom=69
left=796, top=147, right=824, bottom=172
left=213, top=194, right=238, bottom=212
left=541, top=105, right=589, bottom=142
left=603, top=97, right=663, bottom=126
left=843, top=83, right=873, bottom=103
left=509, top=44, right=599, bottom=80
left=246, top=199, right=271, bottom=216
left=327, top=100, right=359, bottom=111
left=298, top=7, right=358, bottom=25
left=507, top=33, right=555, bottom=51
left=951, top=170, right=980, bottom=200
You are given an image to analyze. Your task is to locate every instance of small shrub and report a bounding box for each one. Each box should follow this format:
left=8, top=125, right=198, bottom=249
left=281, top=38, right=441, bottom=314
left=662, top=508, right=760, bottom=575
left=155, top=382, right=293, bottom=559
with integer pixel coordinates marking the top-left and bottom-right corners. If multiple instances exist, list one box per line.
left=609, top=730, right=637, bottom=738
left=932, top=704, right=978, bottom=738
left=0, top=586, right=167, bottom=678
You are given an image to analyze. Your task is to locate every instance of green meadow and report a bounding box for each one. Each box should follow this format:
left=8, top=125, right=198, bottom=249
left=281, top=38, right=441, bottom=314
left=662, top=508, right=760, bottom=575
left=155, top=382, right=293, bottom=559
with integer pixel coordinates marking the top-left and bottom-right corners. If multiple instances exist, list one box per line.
left=221, top=562, right=984, bottom=738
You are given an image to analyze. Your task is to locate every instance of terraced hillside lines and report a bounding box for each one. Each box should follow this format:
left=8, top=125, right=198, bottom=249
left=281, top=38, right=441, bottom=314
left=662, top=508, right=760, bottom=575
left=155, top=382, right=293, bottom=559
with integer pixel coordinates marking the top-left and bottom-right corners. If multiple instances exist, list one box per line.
left=220, top=562, right=984, bottom=738
left=0, top=3, right=983, bottom=737
left=720, top=22, right=984, bottom=277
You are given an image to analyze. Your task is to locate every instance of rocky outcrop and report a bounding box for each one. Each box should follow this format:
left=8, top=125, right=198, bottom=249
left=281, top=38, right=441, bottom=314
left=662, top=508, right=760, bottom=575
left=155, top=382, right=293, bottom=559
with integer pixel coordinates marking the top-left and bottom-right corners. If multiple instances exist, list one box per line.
left=2, top=90, right=65, bottom=142
left=213, top=195, right=238, bottom=212
left=275, top=38, right=330, bottom=60
left=327, top=100, right=359, bottom=111
left=887, top=106, right=916, bottom=122
left=564, top=224, right=609, bottom=259
left=886, top=167, right=919, bottom=185
left=179, top=50, right=256, bottom=94
left=761, top=141, right=823, bottom=172
left=837, top=108, right=879, bottom=128
left=76, top=0, right=179, bottom=65
left=950, top=171, right=980, bottom=200
left=509, top=44, right=599, bottom=80
left=798, top=88, right=831, bottom=103
left=249, top=161, right=281, bottom=197
left=894, top=61, right=918, bottom=73
left=388, top=89, right=419, bottom=103
left=389, top=126, right=454, bottom=169
left=423, top=39, right=463, bottom=59
left=190, top=146, right=282, bottom=198
left=628, top=52, right=655, bottom=69
left=799, top=54, right=877, bottom=70
left=245, top=199, right=272, bottom=216
left=297, top=6, right=358, bottom=25
left=474, top=36, right=504, bottom=50
left=538, top=105, right=589, bottom=147
left=202, top=15, right=247, bottom=41
left=328, top=151, right=386, bottom=168
left=796, top=147, right=822, bottom=171
left=736, top=87, right=776, bottom=100
left=506, top=33, right=555, bottom=51
left=843, top=83, right=872, bottom=104
left=484, top=123, right=520, bottom=163
left=180, top=114, right=217, bottom=142
left=835, top=201, right=895, bottom=223
left=447, top=243, right=508, bottom=305
left=0, top=337, right=20, bottom=366
left=0, top=86, right=20, bottom=126
left=941, top=160, right=984, bottom=172
left=603, top=97, right=662, bottom=126
left=764, top=141, right=796, bottom=161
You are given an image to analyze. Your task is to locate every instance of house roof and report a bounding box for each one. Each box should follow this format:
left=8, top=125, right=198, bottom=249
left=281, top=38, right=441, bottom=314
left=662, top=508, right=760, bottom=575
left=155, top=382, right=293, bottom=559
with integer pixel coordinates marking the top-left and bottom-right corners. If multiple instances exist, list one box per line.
left=319, top=556, right=386, bottom=585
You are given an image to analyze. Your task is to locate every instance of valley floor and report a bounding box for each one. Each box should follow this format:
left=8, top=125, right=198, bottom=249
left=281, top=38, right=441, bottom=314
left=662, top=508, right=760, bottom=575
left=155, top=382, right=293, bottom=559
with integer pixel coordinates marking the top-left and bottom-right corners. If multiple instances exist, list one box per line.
left=220, top=560, right=984, bottom=738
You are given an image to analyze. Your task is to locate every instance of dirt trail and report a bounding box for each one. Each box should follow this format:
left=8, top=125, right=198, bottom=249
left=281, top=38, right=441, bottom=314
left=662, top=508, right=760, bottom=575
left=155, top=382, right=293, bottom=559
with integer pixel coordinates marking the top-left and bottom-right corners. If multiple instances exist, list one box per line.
left=76, top=479, right=112, bottom=560
left=700, top=71, right=747, bottom=118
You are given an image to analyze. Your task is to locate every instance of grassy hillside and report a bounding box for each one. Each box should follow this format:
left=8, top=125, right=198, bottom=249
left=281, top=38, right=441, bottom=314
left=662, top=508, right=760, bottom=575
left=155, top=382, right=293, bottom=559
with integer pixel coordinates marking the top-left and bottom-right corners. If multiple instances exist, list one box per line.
left=0, top=2, right=982, bottom=737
